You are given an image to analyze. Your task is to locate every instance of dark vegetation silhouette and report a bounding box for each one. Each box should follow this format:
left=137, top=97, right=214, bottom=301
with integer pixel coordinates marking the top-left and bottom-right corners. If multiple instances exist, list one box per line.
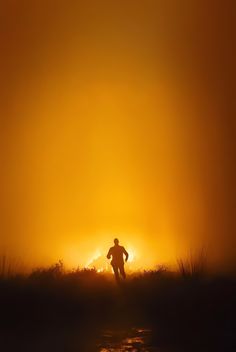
left=0, top=253, right=235, bottom=352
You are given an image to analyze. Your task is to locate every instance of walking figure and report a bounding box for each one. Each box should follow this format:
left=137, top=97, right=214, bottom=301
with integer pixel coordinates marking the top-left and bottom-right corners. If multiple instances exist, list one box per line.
left=107, top=238, right=129, bottom=282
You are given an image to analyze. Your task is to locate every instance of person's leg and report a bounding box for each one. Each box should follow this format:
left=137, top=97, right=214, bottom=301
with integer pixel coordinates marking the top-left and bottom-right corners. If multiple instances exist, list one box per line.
left=119, top=264, right=126, bottom=279
left=112, top=265, right=120, bottom=282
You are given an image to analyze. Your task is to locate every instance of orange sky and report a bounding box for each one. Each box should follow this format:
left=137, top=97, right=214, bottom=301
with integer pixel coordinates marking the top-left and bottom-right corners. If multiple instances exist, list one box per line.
left=1, top=1, right=235, bottom=271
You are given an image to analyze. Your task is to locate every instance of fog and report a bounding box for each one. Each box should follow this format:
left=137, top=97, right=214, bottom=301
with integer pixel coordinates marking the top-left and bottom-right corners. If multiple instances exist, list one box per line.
left=1, top=1, right=235, bottom=271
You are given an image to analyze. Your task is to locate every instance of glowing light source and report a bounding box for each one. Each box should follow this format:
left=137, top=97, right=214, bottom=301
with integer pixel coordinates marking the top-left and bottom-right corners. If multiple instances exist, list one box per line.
left=127, top=249, right=136, bottom=263
left=86, top=249, right=102, bottom=268
left=84, top=246, right=138, bottom=273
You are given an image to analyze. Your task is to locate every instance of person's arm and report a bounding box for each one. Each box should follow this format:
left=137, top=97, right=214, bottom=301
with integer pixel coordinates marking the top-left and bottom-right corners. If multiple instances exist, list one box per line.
left=123, top=247, right=129, bottom=262
left=107, top=248, right=112, bottom=259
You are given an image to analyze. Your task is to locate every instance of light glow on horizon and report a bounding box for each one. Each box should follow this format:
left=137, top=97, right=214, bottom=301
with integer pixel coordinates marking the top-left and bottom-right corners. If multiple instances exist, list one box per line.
left=1, top=1, right=235, bottom=273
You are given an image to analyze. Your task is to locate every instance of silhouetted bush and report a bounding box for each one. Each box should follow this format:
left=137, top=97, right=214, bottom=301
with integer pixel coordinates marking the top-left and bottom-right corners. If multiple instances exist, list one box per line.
left=177, top=248, right=207, bottom=279
left=0, top=256, right=235, bottom=352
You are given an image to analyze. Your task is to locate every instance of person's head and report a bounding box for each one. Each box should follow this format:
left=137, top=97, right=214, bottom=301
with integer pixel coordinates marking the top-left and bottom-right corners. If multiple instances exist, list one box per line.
left=114, top=238, right=119, bottom=246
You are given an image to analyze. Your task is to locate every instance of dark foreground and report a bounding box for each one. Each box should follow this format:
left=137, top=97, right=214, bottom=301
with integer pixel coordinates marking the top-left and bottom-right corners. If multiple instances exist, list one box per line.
left=0, top=265, right=235, bottom=351
left=98, top=327, right=155, bottom=351
left=2, top=326, right=154, bottom=352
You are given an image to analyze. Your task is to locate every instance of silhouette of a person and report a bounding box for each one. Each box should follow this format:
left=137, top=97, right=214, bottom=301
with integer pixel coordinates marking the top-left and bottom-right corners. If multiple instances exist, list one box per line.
left=107, top=238, right=129, bottom=282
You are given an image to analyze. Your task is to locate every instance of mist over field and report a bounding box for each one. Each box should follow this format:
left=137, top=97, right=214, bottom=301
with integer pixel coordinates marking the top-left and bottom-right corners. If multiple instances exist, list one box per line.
left=0, top=2, right=236, bottom=351
left=1, top=1, right=235, bottom=273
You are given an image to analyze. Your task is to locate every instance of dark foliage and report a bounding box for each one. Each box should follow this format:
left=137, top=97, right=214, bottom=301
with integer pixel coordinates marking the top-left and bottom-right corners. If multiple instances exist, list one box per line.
left=0, top=261, right=235, bottom=352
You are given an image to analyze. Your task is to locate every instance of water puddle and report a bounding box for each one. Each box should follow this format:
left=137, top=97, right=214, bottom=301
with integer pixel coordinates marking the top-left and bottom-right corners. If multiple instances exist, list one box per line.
left=97, top=327, right=158, bottom=351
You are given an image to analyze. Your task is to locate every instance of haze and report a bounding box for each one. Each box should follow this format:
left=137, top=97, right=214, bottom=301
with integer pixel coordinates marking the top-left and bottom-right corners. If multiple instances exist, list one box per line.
left=1, top=1, right=235, bottom=271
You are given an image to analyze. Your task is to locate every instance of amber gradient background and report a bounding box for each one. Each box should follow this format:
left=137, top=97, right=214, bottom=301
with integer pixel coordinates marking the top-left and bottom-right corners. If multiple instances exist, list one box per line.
left=1, top=1, right=235, bottom=270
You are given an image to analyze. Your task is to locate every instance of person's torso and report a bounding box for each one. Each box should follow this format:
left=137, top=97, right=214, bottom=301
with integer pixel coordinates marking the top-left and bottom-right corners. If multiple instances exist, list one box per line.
left=110, top=245, right=124, bottom=264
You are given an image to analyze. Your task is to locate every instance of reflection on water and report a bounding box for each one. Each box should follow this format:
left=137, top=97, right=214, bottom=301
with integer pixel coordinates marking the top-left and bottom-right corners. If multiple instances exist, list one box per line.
left=97, top=327, right=158, bottom=352
left=1, top=326, right=158, bottom=352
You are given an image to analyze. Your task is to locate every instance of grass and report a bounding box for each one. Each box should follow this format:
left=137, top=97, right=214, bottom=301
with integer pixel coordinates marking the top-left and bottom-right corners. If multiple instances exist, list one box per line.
left=0, top=255, right=235, bottom=352
left=0, top=254, right=26, bottom=278
left=177, top=248, right=207, bottom=278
